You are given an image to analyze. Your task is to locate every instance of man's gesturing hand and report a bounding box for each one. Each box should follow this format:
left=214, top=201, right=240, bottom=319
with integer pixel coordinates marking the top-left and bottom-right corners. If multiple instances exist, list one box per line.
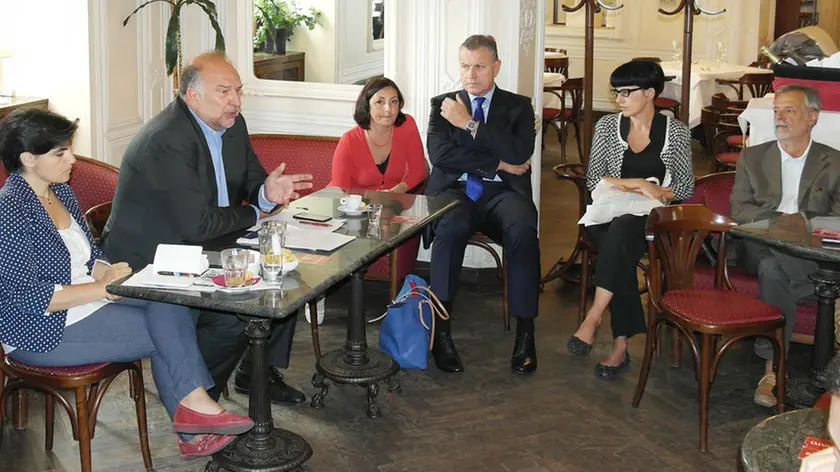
left=264, top=162, right=314, bottom=205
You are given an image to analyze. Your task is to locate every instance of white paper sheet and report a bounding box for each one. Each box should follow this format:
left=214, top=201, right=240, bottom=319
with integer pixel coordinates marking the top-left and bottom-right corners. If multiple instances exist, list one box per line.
left=237, top=227, right=355, bottom=252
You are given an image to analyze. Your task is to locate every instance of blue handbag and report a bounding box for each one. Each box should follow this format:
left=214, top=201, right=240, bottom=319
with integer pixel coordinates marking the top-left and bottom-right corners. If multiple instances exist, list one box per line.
left=373, top=274, right=448, bottom=370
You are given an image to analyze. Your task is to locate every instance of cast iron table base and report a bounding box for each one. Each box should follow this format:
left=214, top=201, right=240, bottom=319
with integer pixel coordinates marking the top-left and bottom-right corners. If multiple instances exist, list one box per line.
left=207, top=316, right=312, bottom=471
left=310, top=270, right=401, bottom=418
left=785, top=264, right=840, bottom=409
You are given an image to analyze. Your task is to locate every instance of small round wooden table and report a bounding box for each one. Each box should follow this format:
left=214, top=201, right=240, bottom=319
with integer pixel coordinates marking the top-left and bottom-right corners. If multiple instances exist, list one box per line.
left=741, top=408, right=828, bottom=472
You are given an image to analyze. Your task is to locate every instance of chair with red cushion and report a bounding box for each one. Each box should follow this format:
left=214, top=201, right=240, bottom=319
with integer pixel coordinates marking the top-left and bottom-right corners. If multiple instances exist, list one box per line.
left=543, top=78, right=584, bottom=164
left=685, top=172, right=820, bottom=343
left=633, top=204, right=785, bottom=451
left=67, top=156, right=119, bottom=214
left=0, top=347, right=152, bottom=472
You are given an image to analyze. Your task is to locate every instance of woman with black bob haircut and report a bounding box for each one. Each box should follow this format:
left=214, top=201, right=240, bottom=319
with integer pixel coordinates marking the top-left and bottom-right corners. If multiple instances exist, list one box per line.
left=328, top=77, right=427, bottom=192
left=0, top=108, right=255, bottom=457
left=566, top=60, right=695, bottom=380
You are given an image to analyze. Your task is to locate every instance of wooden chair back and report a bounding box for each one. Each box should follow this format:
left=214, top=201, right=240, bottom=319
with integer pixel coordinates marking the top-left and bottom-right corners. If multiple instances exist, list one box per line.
left=645, top=205, right=736, bottom=297
left=84, top=201, right=112, bottom=243
left=740, top=73, right=774, bottom=99
left=559, top=77, right=584, bottom=121
left=544, top=57, right=569, bottom=76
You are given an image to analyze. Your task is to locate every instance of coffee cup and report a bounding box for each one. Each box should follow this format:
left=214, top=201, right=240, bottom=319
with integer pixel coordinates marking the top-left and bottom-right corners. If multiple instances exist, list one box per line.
left=340, top=194, right=363, bottom=210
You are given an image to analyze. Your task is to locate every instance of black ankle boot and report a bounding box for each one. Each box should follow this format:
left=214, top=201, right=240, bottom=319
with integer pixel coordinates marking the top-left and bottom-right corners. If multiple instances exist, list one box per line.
left=431, top=301, right=463, bottom=372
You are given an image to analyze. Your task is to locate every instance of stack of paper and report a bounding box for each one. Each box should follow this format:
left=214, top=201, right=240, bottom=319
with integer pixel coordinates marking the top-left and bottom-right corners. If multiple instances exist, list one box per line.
left=237, top=225, right=355, bottom=252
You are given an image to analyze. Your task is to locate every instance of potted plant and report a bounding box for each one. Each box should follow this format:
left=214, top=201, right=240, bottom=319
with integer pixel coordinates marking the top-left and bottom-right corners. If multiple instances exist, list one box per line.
left=254, top=0, right=321, bottom=55
left=123, top=0, right=225, bottom=90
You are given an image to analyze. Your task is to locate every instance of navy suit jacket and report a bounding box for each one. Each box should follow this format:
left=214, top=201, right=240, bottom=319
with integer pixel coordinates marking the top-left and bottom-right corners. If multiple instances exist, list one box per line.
left=0, top=173, right=103, bottom=352
left=425, top=87, right=536, bottom=199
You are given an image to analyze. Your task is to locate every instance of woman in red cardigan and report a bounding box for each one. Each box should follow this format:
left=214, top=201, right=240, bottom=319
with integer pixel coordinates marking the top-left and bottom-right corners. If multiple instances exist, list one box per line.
left=329, top=77, right=427, bottom=192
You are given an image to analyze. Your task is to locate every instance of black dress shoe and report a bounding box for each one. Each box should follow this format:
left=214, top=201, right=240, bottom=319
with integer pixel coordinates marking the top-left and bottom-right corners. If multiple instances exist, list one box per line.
left=431, top=332, right=464, bottom=373
left=234, top=366, right=306, bottom=404
left=594, top=350, right=630, bottom=380
left=511, top=333, right=537, bottom=374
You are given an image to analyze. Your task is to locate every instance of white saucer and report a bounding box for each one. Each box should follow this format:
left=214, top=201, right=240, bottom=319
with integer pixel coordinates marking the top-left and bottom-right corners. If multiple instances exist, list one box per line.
left=338, top=205, right=366, bottom=216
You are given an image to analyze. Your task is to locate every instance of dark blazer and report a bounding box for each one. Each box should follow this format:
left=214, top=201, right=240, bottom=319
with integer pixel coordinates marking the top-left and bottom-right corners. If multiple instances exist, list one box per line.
left=102, top=98, right=267, bottom=269
left=0, top=173, right=104, bottom=352
left=425, top=86, right=536, bottom=199
left=731, top=140, right=840, bottom=223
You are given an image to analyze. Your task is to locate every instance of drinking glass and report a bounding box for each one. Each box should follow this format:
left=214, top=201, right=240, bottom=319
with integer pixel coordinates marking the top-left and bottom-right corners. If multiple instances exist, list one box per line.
left=221, top=248, right=249, bottom=288
left=367, top=204, right=383, bottom=223
left=671, top=40, right=682, bottom=62
left=259, top=220, right=286, bottom=284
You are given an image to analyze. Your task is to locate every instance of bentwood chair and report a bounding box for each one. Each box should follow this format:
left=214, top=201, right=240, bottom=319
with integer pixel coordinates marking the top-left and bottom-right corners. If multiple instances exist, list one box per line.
left=0, top=347, right=152, bottom=472
left=633, top=205, right=785, bottom=451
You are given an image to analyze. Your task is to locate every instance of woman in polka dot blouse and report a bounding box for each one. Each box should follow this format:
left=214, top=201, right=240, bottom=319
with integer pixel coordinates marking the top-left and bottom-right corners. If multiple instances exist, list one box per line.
left=0, top=109, right=255, bottom=457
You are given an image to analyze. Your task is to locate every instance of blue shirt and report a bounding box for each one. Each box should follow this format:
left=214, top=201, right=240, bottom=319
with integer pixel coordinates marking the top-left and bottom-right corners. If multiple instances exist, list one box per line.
left=188, top=108, right=274, bottom=219
left=460, top=85, right=501, bottom=182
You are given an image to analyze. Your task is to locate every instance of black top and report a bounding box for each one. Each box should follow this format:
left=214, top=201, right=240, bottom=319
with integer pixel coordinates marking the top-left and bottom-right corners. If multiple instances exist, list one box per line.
left=376, top=154, right=390, bottom=175
left=619, top=113, right=667, bottom=185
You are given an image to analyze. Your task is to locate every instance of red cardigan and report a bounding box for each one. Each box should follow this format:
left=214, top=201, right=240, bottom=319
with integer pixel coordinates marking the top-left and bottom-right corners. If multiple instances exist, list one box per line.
left=328, top=114, right=427, bottom=191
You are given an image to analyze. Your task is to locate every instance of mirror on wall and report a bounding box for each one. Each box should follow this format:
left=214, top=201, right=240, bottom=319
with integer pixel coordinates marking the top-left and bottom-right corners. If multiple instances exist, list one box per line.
left=370, top=0, right=384, bottom=49
left=250, top=0, right=385, bottom=85
left=547, top=0, right=618, bottom=28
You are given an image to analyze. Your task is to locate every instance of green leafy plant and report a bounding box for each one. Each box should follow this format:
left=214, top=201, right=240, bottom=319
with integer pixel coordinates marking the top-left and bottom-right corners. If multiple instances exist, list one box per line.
left=253, top=0, right=321, bottom=48
left=123, top=0, right=225, bottom=77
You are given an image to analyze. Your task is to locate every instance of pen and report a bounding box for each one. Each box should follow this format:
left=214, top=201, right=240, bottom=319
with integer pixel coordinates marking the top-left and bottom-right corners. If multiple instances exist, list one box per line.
left=298, top=221, right=331, bottom=227
left=293, top=207, right=309, bottom=211
left=157, top=271, right=197, bottom=277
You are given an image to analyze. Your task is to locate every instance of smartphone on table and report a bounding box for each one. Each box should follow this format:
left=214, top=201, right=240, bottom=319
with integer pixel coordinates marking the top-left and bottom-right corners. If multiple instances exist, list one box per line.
left=293, top=213, right=332, bottom=223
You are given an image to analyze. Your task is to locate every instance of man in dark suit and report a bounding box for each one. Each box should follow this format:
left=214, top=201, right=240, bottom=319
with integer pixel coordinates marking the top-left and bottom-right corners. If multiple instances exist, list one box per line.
left=102, top=52, right=313, bottom=404
left=731, top=84, right=840, bottom=407
left=426, top=35, right=539, bottom=374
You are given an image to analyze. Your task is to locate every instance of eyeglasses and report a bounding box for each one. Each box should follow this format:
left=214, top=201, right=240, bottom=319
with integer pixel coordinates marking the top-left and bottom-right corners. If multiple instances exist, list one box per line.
left=610, top=87, right=643, bottom=98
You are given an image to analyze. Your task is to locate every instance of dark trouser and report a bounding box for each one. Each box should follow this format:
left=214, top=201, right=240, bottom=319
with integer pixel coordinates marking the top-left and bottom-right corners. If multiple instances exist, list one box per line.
left=193, top=309, right=298, bottom=401
left=10, top=299, right=212, bottom=418
left=739, top=240, right=818, bottom=361
left=586, top=214, right=648, bottom=339
left=430, top=183, right=540, bottom=318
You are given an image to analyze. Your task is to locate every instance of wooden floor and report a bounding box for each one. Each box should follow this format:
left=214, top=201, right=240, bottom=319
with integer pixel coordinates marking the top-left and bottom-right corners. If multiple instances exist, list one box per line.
left=0, top=126, right=802, bottom=471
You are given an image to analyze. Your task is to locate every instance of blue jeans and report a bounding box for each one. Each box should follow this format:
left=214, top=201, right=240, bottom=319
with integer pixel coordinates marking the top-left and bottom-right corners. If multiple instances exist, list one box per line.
left=9, top=298, right=214, bottom=418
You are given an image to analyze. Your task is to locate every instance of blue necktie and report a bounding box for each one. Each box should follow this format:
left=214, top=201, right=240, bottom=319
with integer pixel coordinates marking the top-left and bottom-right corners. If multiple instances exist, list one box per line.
left=466, top=96, right=486, bottom=201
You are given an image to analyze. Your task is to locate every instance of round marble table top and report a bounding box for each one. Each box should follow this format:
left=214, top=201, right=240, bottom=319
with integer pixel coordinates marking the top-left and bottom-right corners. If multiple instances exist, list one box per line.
left=741, top=408, right=828, bottom=472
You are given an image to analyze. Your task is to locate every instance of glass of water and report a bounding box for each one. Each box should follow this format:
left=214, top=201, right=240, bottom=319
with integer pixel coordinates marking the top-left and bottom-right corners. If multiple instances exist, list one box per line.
left=259, top=220, right=286, bottom=284
left=221, top=248, right=249, bottom=288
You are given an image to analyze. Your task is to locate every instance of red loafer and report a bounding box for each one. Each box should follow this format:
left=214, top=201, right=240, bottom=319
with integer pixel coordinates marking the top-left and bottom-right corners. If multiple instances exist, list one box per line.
left=172, top=405, right=254, bottom=435
left=177, top=434, right=237, bottom=458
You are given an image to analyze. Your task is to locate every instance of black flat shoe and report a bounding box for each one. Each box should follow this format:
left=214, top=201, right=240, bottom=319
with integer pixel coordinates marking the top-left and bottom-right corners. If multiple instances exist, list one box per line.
left=567, top=335, right=593, bottom=357
left=234, top=366, right=306, bottom=404
left=594, top=350, right=630, bottom=380
left=511, top=333, right=537, bottom=374
left=432, top=331, right=464, bottom=373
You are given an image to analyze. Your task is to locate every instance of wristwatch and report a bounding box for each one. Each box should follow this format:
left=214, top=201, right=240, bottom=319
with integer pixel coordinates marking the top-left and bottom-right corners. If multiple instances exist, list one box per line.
left=465, top=120, right=479, bottom=133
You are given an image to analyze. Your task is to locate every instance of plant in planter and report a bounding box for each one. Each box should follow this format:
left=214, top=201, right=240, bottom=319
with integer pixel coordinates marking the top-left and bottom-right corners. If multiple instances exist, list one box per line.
left=254, top=0, right=321, bottom=55
left=123, top=0, right=225, bottom=91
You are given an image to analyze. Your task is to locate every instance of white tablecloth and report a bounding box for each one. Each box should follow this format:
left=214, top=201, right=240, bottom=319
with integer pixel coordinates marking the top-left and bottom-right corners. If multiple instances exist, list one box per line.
left=543, top=72, right=567, bottom=109
left=738, top=96, right=840, bottom=150
left=659, top=60, right=772, bottom=128
left=545, top=52, right=568, bottom=60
